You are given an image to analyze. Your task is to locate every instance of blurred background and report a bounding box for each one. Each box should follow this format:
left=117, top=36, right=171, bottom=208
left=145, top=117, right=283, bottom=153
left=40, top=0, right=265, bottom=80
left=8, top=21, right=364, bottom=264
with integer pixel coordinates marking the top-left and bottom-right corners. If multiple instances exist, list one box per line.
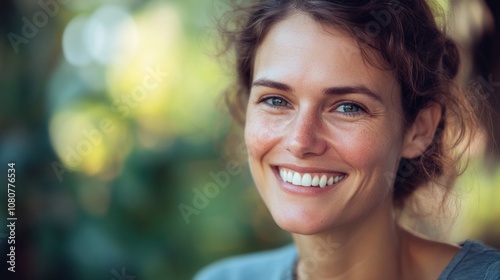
left=0, top=0, right=499, bottom=279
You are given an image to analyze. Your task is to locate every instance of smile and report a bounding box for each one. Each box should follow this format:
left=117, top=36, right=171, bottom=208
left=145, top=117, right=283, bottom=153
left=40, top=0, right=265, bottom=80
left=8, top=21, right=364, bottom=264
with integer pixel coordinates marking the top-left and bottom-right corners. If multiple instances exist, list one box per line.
left=278, top=167, right=346, bottom=188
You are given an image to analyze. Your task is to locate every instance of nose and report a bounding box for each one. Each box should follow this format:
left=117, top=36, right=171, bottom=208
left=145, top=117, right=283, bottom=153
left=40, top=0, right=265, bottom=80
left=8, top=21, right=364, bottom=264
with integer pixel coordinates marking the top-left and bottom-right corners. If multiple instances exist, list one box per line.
left=284, top=108, right=327, bottom=158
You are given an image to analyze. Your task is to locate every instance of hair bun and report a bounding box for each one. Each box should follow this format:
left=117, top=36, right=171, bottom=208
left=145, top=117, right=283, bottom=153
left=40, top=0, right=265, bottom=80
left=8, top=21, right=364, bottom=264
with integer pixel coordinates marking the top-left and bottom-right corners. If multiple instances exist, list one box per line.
left=441, top=38, right=460, bottom=79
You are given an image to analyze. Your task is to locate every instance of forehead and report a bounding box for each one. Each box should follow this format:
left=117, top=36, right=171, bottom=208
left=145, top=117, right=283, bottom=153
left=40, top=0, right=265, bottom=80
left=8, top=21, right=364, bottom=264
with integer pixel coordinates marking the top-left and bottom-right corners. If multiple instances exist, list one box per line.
left=253, top=12, right=400, bottom=98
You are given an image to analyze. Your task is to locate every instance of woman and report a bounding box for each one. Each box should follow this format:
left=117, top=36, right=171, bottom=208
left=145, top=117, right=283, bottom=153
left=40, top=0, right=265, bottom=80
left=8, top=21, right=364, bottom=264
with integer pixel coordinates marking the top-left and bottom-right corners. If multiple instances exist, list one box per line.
left=196, top=0, right=500, bottom=279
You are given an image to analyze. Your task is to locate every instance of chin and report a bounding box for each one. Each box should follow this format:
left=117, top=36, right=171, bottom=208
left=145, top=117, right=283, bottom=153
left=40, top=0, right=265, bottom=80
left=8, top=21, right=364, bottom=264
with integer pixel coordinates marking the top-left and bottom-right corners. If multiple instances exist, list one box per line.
left=269, top=207, right=334, bottom=235
left=276, top=219, right=329, bottom=235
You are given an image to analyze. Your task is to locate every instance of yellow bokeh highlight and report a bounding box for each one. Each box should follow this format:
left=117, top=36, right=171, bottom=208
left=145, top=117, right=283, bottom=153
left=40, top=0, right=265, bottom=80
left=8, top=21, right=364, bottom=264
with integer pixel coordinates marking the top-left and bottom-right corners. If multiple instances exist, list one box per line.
left=106, top=3, right=181, bottom=146
left=49, top=103, right=132, bottom=179
left=106, top=2, right=230, bottom=148
left=451, top=162, right=500, bottom=242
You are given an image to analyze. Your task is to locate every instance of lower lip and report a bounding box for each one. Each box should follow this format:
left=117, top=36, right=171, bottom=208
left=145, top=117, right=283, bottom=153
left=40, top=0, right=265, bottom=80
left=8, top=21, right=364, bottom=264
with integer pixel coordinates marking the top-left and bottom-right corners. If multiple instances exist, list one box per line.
left=272, top=168, right=345, bottom=196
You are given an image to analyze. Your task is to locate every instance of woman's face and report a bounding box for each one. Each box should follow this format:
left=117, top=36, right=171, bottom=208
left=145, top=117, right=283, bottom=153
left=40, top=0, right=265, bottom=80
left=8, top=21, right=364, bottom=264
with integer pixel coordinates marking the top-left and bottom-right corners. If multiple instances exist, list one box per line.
left=245, top=13, right=408, bottom=234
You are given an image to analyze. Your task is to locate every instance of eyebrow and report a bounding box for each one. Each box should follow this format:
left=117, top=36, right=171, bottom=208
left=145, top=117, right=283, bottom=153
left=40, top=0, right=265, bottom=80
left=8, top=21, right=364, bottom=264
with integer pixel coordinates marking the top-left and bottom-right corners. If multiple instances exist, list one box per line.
left=252, top=78, right=383, bottom=103
left=252, top=79, right=291, bottom=92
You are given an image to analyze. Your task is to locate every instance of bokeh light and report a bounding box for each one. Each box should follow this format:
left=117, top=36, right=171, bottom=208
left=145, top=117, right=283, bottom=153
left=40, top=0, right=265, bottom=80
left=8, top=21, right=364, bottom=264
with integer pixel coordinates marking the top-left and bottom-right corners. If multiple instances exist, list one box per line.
left=49, top=103, right=131, bottom=178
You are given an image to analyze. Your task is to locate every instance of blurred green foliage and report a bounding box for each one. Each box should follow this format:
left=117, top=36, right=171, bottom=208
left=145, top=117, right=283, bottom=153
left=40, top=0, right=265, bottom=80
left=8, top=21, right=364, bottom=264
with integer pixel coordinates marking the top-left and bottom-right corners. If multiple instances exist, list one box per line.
left=0, top=0, right=291, bottom=279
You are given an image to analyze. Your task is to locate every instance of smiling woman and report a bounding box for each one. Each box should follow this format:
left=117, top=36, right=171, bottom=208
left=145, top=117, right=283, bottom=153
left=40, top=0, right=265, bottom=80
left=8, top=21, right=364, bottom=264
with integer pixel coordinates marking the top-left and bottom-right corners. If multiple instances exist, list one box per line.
left=246, top=16, right=410, bottom=237
left=195, top=0, right=500, bottom=279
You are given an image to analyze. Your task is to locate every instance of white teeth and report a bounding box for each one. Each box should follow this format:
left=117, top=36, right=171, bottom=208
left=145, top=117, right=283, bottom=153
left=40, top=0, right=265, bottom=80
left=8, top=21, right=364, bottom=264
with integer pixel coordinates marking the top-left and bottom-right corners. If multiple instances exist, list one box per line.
left=301, top=174, right=312, bottom=187
left=311, top=175, right=319, bottom=187
left=334, top=176, right=341, bottom=183
left=292, top=172, right=302, bottom=185
left=280, top=169, right=286, bottom=181
left=327, top=177, right=334, bottom=186
left=319, top=175, right=327, bottom=188
left=278, top=168, right=345, bottom=188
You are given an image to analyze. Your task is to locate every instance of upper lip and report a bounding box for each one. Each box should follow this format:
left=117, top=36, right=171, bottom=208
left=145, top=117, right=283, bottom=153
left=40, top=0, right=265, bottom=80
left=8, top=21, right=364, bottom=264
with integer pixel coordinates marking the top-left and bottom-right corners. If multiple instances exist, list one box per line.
left=273, top=164, right=345, bottom=174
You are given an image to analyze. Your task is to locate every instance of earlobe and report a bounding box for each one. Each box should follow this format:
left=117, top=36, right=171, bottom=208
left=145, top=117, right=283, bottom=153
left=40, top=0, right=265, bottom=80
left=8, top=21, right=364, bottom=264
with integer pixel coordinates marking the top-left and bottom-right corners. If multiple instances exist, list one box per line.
left=401, top=103, right=442, bottom=159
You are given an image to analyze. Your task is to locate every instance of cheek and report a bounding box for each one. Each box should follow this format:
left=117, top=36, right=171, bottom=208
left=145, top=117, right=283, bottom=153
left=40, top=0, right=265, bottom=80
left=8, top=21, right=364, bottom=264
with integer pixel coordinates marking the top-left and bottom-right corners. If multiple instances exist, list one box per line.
left=244, top=111, right=285, bottom=203
left=334, top=123, right=402, bottom=173
left=244, top=111, right=285, bottom=160
left=244, top=128, right=259, bottom=163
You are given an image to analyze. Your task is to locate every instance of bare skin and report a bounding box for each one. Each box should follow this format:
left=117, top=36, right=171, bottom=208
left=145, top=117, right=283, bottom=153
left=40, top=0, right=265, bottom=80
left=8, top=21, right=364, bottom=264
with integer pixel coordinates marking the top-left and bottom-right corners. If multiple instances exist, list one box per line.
left=245, top=12, right=459, bottom=279
left=293, top=206, right=459, bottom=279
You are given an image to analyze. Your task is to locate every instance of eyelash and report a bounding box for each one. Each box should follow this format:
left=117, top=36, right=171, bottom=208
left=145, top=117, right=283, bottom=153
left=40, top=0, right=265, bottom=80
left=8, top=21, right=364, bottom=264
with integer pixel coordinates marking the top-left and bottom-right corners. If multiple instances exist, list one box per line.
left=260, top=96, right=292, bottom=109
left=334, top=103, right=367, bottom=118
left=258, top=96, right=367, bottom=117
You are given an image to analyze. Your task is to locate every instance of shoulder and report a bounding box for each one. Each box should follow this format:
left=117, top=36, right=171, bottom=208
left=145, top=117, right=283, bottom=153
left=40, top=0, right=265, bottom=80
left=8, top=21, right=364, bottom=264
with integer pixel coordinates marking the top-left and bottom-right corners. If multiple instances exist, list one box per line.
left=193, top=243, right=297, bottom=280
left=439, top=240, right=500, bottom=280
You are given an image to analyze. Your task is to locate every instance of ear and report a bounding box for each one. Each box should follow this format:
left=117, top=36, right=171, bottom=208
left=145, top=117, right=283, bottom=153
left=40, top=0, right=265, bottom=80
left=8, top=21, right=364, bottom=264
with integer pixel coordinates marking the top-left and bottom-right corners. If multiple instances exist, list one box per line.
left=401, top=102, right=442, bottom=159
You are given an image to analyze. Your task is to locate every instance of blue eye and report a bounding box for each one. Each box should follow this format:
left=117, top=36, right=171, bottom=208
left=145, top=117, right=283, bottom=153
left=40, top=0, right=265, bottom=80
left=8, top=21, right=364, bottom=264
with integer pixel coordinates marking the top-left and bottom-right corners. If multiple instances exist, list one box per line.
left=335, top=103, right=365, bottom=116
left=336, top=103, right=360, bottom=112
left=263, top=97, right=291, bottom=108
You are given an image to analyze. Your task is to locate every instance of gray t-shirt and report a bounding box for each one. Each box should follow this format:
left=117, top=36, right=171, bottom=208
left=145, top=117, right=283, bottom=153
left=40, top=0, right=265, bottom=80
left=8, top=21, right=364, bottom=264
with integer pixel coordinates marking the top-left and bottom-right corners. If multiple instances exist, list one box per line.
left=194, top=240, right=500, bottom=279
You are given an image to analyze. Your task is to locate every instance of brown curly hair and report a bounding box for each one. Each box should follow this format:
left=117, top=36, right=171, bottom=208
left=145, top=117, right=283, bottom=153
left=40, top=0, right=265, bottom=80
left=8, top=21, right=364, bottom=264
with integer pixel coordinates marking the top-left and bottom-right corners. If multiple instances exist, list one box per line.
left=217, top=0, right=479, bottom=212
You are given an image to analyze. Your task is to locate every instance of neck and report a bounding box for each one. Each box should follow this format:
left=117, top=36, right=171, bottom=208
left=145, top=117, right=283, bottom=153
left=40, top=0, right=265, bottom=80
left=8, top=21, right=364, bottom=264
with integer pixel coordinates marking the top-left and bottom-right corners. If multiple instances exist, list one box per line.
left=292, top=197, right=405, bottom=280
